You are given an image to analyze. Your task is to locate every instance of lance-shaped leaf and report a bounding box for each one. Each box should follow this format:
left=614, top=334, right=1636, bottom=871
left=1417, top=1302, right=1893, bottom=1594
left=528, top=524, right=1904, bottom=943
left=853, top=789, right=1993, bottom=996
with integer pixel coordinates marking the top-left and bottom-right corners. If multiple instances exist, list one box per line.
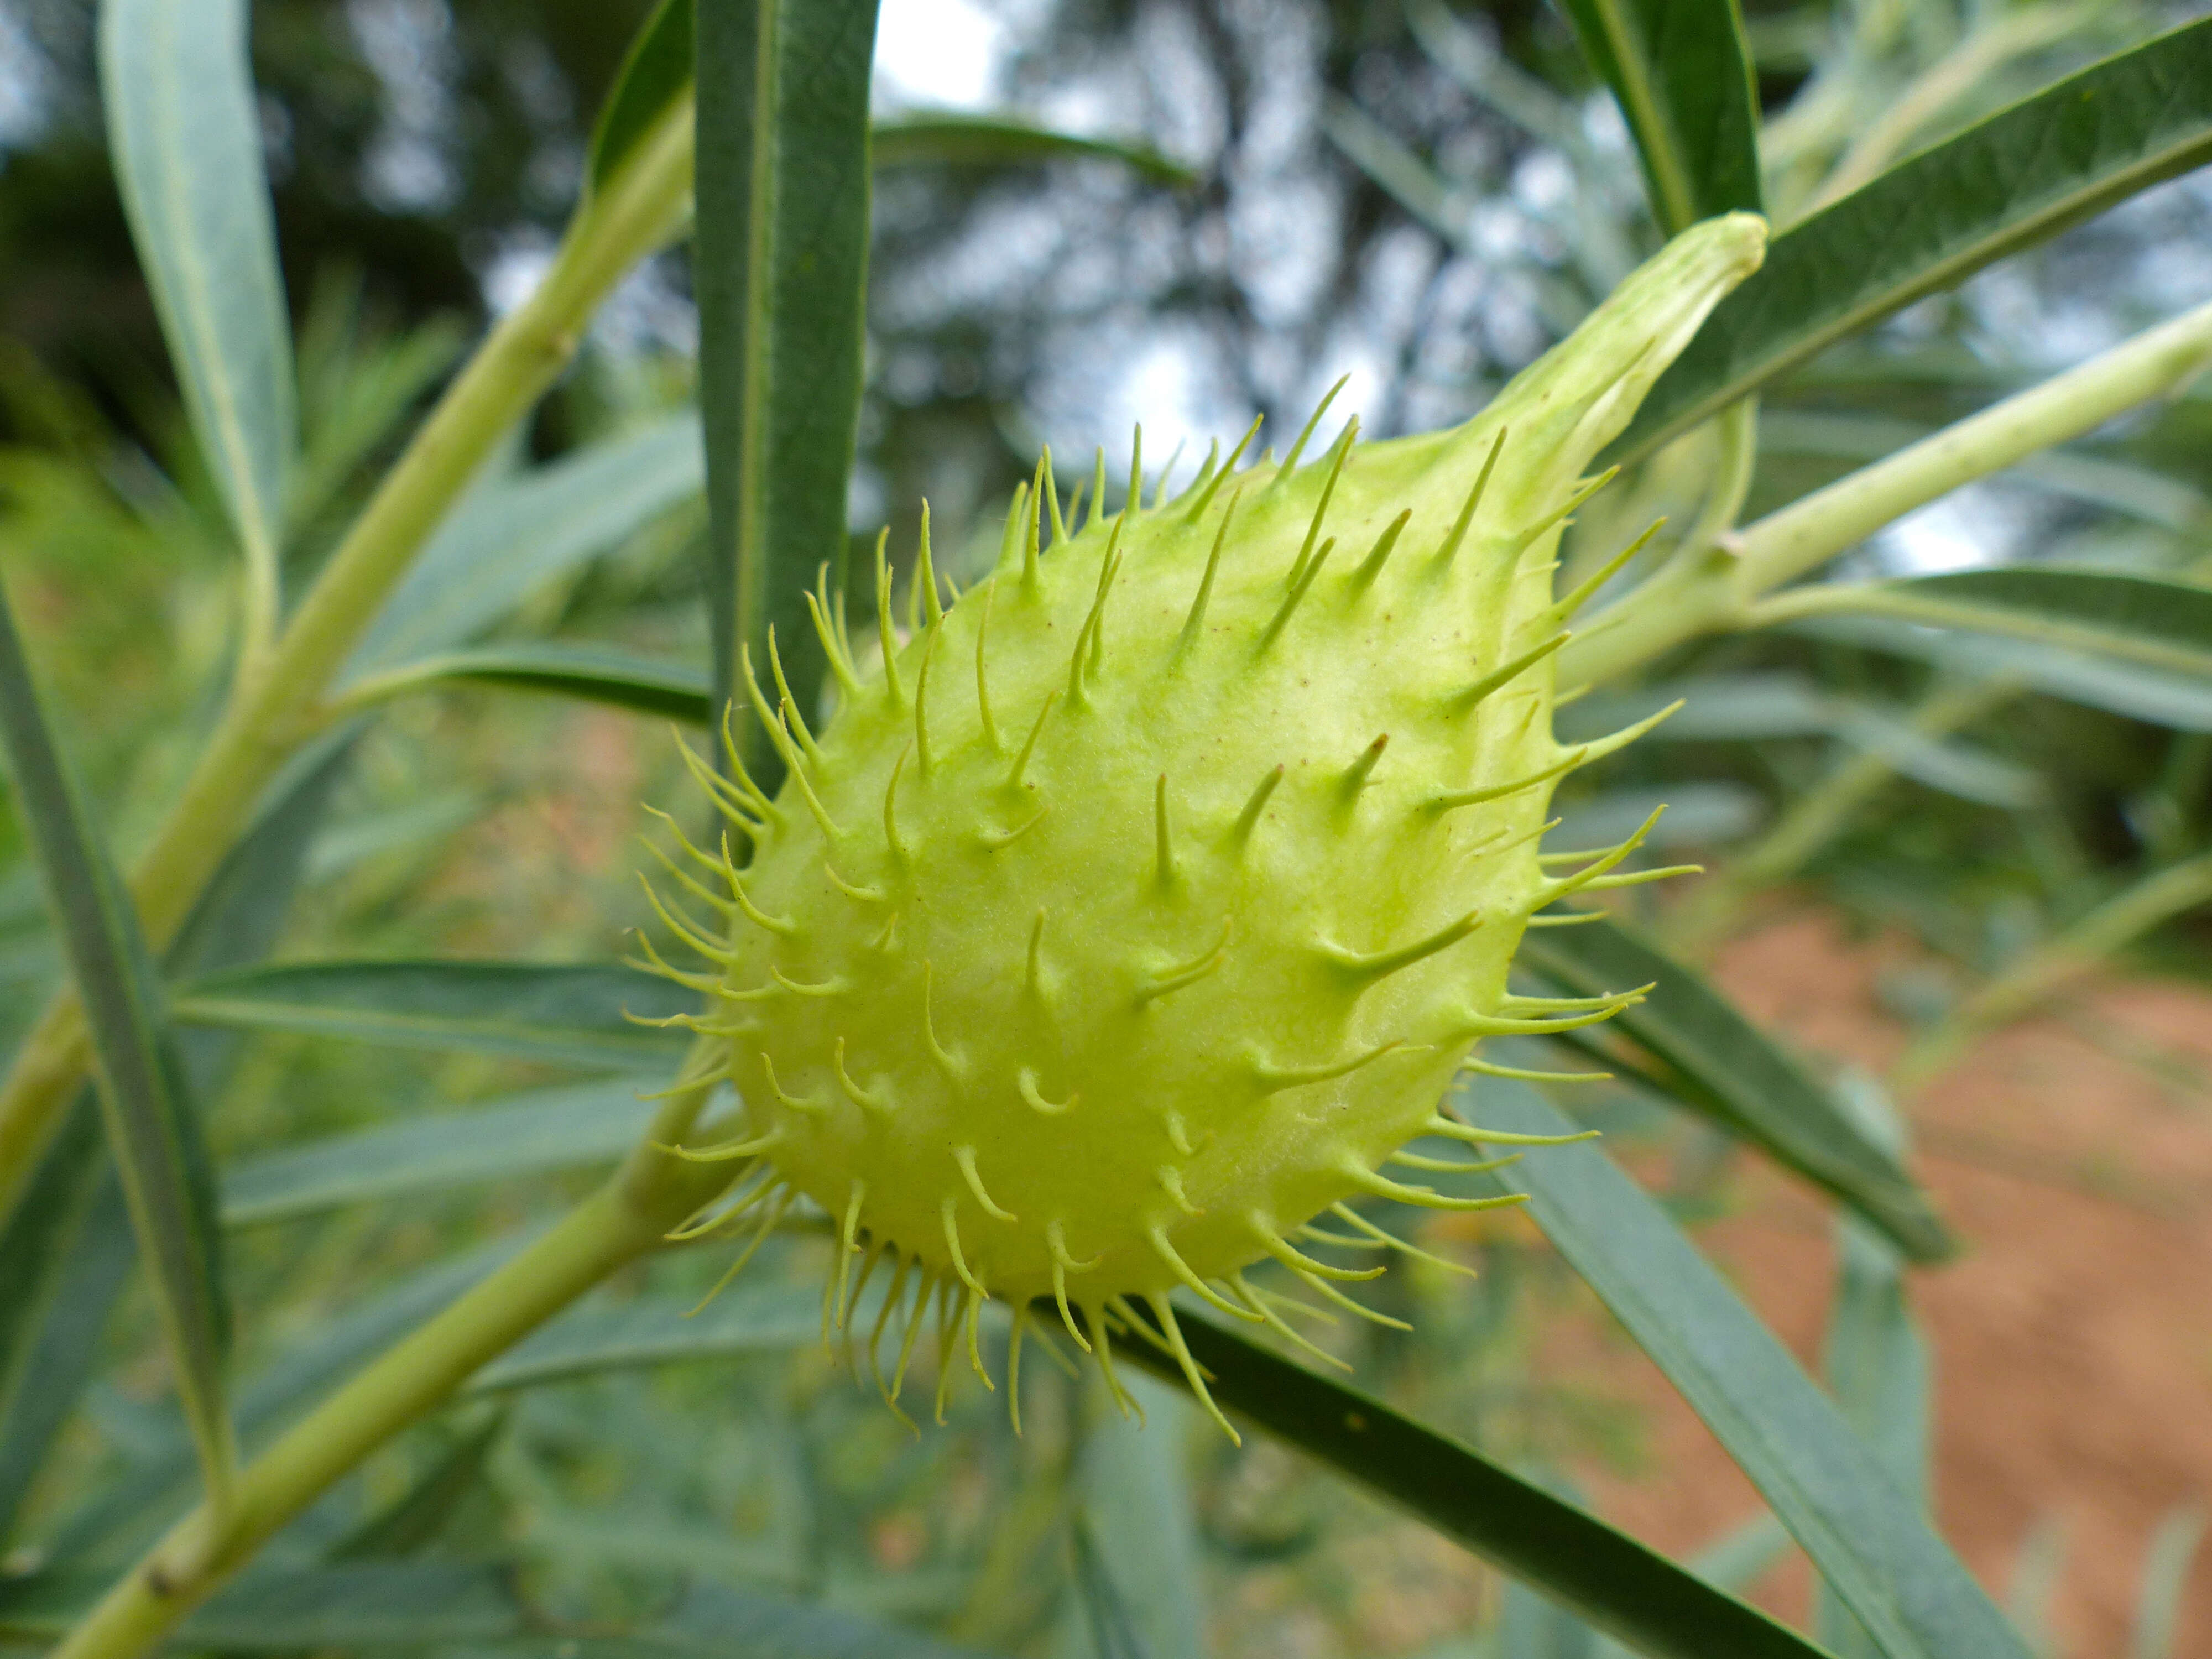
left=873, top=113, right=1196, bottom=185
left=345, top=644, right=712, bottom=724
left=169, top=960, right=692, bottom=1070
left=1772, top=568, right=2212, bottom=681
left=1519, top=916, right=1952, bottom=1260
left=588, top=0, right=695, bottom=195
left=696, top=0, right=878, bottom=768
left=1458, top=1081, right=2030, bottom=1659
left=466, top=1281, right=833, bottom=1394
left=98, top=0, right=295, bottom=624
left=222, top=1079, right=662, bottom=1228
left=0, top=581, right=236, bottom=1510
left=1115, top=1303, right=1825, bottom=1659
left=1613, top=16, right=2212, bottom=462
left=1555, top=0, right=1764, bottom=234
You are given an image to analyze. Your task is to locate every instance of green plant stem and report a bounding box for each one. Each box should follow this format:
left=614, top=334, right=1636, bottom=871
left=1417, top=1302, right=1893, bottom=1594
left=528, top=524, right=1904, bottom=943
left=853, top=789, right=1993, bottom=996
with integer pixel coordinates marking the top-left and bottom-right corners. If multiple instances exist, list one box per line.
left=1559, top=294, right=2212, bottom=690
left=0, top=98, right=695, bottom=1232
left=50, top=1042, right=732, bottom=1659
left=1671, top=677, right=2020, bottom=952
left=1892, top=848, right=2212, bottom=1093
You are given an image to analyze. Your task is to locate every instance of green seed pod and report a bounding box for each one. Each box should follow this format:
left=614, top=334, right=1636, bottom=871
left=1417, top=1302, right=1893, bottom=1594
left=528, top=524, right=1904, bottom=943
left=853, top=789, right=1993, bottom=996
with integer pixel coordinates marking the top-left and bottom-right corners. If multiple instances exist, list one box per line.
left=642, top=214, right=1767, bottom=1433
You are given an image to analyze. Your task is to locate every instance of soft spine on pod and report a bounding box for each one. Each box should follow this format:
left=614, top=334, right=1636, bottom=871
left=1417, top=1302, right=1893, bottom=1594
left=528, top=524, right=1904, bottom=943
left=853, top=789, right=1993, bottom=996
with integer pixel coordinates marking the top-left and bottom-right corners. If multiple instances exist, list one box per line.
left=636, top=215, right=1768, bottom=1438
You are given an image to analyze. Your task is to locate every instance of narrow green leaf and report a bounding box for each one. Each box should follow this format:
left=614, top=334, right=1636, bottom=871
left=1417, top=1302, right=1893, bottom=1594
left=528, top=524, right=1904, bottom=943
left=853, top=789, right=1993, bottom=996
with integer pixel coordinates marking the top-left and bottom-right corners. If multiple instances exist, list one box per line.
left=168, top=960, right=692, bottom=1069
left=0, top=581, right=236, bottom=1510
left=98, top=0, right=295, bottom=606
left=696, top=0, right=878, bottom=765
left=0, top=1097, right=131, bottom=1546
left=1516, top=916, right=1953, bottom=1260
left=0, top=1564, right=993, bottom=1656
left=48, top=1237, right=521, bottom=1566
left=1114, top=1306, right=1827, bottom=1659
left=1785, top=614, right=2212, bottom=733
left=345, top=414, right=704, bottom=677
left=1554, top=0, right=1764, bottom=234
left=1075, top=1374, right=1206, bottom=1659
left=221, top=1079, right=662, bottom=1228
left=327, top=1409, right=507, bottom=1561
left=1, top=735, right=351, bottom=1542
left=1553, top=784, right=1766, bottom=852
left=588, top=0, right=695, bottom=195
left=1614, top=17, right=2212, bottom=462
left=465, top=1281, right=832, bottom=1394
left=353, top=644, right=712, bottom=724
left=1460, top=1081, right=2030, bottom=1659
left=1787, top=569, right=2212, bottom=680
left=873, top=114, right=1197, bottom=185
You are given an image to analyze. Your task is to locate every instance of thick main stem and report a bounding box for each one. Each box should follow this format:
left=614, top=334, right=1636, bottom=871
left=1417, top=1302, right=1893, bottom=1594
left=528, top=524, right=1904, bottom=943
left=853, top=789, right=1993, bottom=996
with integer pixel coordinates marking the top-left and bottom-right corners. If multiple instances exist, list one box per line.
left=0, top=103, right=695, bottom=1228
left=1558, top=295, right=2212, bottom=690
left=50, top=1074, right=732, bottom=1659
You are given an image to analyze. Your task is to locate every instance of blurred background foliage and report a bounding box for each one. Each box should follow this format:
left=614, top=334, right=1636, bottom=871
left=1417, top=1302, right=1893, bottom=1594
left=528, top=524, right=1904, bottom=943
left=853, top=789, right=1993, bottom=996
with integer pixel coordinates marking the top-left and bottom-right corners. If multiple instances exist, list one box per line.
left=0, top=0, right=2208, bottom=1653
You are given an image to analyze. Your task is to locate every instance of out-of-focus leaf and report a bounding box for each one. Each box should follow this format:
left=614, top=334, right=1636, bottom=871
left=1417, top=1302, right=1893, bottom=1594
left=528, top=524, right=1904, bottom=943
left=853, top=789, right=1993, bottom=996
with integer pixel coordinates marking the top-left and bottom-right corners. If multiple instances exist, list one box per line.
left=1613, top=17, right=2212, bottom=462
left=588, top=0, right=693, bottom=195
left=221, top=1079, right=661, bottom=1228
left=1785, top=569, right=2212, bottom=680
left=0, top=1097, right=130, bottom=1545
left=1, top=734, right=352, bottom=1542
left=327, top=1410, right=506, bottom=1561
left=466, top=1281, right=838, bottom=1394
left=168, top=961, right=691, bottom=1070
left=98, top=0, right=295, bottom=596
left=1758, top=411, right=2205, bottom=530
left=1460, top=1081, right=2028, bottom=1659
left=344, top=415, right=703, bottom=677
left=0, top=1564, right=990, bottom=1655
left=1516, top=916, right=1953, bottom=1260
left=2130, top=1505, right=2208, bottom=1659
left=1116, top=1306, right=1827, bottom=1659
left=0, top=581, right=234, bottom=1507
left=695, top=0, right=877, bottom=768
left=1076, top=1373, right=1205, bottom=1659
left=49, top=1238, right=523, bottom=1566
left=1552, top=783, right=1766, bottom=851
left=873, top=113, right=1195, bottom=185
left=355, top=644, right=712, bottom=723
left=1554, top=0, right=1764, bottom=233
left=1787, top=614, right=2212, bottom=732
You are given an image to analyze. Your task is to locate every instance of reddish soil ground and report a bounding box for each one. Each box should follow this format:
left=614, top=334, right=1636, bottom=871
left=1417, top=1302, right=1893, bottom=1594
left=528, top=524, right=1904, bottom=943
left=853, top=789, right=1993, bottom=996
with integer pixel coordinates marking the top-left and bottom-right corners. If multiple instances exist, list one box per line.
left=1563, top=907, right=2212, bottom=1658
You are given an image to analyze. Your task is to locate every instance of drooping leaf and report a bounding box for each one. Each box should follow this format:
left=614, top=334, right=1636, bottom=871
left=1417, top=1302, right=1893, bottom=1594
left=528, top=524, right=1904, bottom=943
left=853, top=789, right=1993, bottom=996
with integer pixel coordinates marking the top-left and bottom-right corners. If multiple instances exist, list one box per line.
left=326, top=1409, right=507, bottom=1561
left=872, top=114, right=1196, bottom=185
left=351, top=644, right=712, bottom=724
left=221, top=1079, right=662, bottom=1229
left=1783, top=568, right=2212, bottom=680
left=695, top=0, right=879, bottom=768
left=588, top=0, right=694, bottom=195
left=1516, top=916, right=1953, bottom=1260
left=98, top=0, right=296, bottom=602
left=48, top=1237, right=523, bottom=1566
left=1459, top=1081, right=2029, bottom=1659
left=0, top=735, right=354, bottom=1542
left=1114, top=1306, right=1826, bottom=1659
left=1786, top=614, right=2212, bottom=733
left=0, top=1563, right=993, bottom=1655
left=0, top=581, right=235, bottom=1508
left=1613, top=16, right=2212, bottom=461
left=465, top=1281, right=833, bottom=1394
left=0, top=1095, right=131, bottom=1546
left=343, top=415, right=705, bottom=678
left=1553, top=0, right=1764, bottom=233
left=1073, top=1373, right=1206, bottom=1659
left=168, top=961, right=692, bottom=1070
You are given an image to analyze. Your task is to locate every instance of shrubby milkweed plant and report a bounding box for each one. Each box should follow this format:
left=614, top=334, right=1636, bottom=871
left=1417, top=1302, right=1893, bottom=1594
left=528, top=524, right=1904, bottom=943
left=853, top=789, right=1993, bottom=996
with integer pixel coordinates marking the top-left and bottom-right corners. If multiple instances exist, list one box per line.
left=2, top=2, right=2210, bottom=1658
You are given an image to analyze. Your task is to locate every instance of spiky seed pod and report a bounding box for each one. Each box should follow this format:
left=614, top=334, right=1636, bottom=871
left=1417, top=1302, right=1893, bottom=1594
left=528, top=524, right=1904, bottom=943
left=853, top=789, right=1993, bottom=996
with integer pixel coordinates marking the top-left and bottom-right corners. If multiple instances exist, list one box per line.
left=643, top=215, right=1768, bottom=1433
